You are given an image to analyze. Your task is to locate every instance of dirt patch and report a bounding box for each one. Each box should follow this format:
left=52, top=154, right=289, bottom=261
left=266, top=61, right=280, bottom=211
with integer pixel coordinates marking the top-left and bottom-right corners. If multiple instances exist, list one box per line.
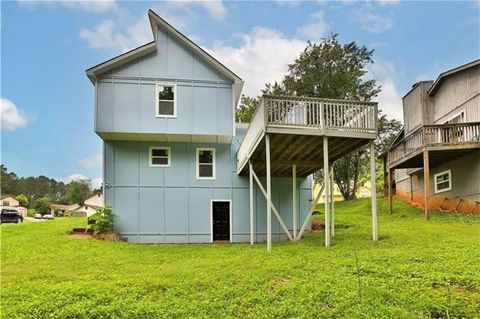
left=95, top=232, right=121, bottom=242
left=67, top=233, right=93, bottom=239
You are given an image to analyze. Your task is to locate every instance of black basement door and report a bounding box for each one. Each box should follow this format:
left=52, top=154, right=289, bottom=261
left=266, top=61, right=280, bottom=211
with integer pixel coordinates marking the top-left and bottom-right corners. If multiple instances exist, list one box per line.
left=212, top=201, right=230, bottom=241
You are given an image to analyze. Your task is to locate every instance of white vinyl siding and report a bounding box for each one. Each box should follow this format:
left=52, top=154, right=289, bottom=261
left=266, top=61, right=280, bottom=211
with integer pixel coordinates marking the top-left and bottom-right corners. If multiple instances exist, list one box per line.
left=149, top=146, right=171, bottom=167
left=196, top=148, right=216, bottom=180
left=434, top=169, right=452, bottom=193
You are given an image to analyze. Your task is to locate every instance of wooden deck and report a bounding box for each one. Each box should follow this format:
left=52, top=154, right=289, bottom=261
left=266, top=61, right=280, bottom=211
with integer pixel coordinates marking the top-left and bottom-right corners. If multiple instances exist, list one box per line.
left=387, top=122, right=480, bottom=169
left=237, top=95, right=378, bottom=176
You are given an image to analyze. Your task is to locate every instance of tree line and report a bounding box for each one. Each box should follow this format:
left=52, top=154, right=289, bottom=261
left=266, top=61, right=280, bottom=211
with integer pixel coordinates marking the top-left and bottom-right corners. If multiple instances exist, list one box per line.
left=1, top=165, right=100, bottom=210
left=236, top=35, right=402, bottom=199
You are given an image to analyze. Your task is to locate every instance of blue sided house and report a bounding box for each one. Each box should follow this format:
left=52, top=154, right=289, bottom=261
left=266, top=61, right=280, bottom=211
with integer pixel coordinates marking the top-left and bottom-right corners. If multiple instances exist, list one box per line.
left=86, top=10, right=379, bottom=250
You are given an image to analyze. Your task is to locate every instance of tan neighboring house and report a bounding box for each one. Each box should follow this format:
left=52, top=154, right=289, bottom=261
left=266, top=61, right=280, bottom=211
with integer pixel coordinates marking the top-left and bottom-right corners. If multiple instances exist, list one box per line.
left=312, top=181, right=344, bottom=203
left=1, top=195, right=28, bottom=217
left=386, top=60, right=480, bottom=217
left=50, top=204, right=80, bottom=216
left=72, top=194, right=104, bottom=217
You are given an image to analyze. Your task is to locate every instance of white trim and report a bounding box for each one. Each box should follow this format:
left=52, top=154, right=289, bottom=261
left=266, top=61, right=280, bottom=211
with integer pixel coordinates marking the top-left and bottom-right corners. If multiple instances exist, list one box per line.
left=155, top=83, right=177, bottom=118
left=434, top=169, right=452, bottom=194
left=441, top=110, right=465, bottom=124
left=149, top=146, right=171, bottom=167
left=210, top=199, right=232, bottom=243
left=196, top=147, right=216, bottom=180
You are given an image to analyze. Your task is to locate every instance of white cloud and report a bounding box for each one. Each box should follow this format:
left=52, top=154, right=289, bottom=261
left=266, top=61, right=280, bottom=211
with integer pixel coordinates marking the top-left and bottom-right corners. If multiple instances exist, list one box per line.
left=165, top=0, right=227, bottom=21
left=275, top=0, right=302, bottom=8
left=0, top=98, right=31, bottom=131
left=207, top=27, right=306, bottom=97
left=78, top=154, right=102, bottom=168
left=297, top=11, right=329, bottom=40
left=377, top=0, right=400, bottom=5
left=18, top=0, right=117, bottom=13
left=350, top=7, right=393, bottom=33
left=79, top=15, right=151, bottom=52
left=61, top=174, right=102, bottom=190
left=366, top=60, right=403, bottom=121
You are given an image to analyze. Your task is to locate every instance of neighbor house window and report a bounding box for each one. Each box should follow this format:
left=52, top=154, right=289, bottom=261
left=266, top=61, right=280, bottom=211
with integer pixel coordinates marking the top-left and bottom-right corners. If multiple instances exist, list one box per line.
left=196, top=148, right=215, bottom=180
left=434, top=170, right=451, bottom=193
left=149, top=146, right=171, bottom=167
left=156, top=84, right=176, bottom=117
left=2, top=201, right=9, bottom=206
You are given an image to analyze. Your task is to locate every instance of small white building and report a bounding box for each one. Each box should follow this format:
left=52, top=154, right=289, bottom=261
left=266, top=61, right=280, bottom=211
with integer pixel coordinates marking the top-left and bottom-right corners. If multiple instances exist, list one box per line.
left=72, top=194, right=104, bottom=217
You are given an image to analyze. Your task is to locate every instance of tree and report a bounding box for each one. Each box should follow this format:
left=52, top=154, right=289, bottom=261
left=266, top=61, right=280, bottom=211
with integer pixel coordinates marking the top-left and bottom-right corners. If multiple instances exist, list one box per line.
left=65, top=180, right=91, bottom=205
left=235, top=95, right=259, bottom=123
left=16, top=193, right=29, bottom=207
left=264, top=35, right=381, bottom=200
left=33, top=197, right=51, bottom=213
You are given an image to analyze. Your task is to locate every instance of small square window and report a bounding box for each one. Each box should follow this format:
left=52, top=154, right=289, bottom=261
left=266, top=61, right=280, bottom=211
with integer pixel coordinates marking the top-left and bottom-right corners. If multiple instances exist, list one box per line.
left=156, top=84, right=176, bottom=117
left=196, top=148, right=215, bottom=180
left=434, top=170, right=451, bottom=193
left=149, top=147, right=171, bottom=167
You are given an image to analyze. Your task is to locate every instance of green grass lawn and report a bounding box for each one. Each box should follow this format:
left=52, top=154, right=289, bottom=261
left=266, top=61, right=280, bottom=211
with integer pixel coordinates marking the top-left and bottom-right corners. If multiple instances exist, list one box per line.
left=1, top=198, right=479, bottom=318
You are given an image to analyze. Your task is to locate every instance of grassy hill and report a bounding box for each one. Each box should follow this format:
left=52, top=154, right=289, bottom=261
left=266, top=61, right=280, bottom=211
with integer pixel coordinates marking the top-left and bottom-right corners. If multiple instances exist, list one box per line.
left=1, top=198, right=479, bottom=318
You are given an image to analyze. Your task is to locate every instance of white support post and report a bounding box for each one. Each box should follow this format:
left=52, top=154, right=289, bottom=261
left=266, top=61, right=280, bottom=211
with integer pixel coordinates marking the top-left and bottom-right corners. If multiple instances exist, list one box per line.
left=323, top=136, right=331, bottom=247
left=266, top=134, right=272, bottom=252
left=330, top=166, right=335, bottom=237
left=249, top=161, right=254, bottom=245
left=370, top=141, right=378, bottom=241
left=292, top=164, right=297, bottom=239
left=251, top=169, right=293, bottom=241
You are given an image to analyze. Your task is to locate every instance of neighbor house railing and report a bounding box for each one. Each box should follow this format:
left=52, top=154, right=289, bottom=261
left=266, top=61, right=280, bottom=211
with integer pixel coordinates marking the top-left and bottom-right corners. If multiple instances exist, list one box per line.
left=388, top=122, right=480, bottom=167
left=236, top=95, right=378, bottom=173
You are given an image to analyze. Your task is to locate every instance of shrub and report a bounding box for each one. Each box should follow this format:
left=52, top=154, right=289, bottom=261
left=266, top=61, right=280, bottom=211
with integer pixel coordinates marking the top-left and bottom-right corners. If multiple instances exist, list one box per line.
left=33, top=197, right=51, bottom=213
left=89, top=206, right=114, bottom=234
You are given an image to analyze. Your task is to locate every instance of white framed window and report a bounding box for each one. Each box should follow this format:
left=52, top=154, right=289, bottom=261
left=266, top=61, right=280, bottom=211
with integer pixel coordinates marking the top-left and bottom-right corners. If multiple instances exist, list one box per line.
left=155, top=83, right=176, bottom=118
left=196, top=148, right=216, bottom=180
left=434, top=169, right=452, bottom=193
left=442, top=110, right=465, bottom=124
left=149, top=146, right=171, bottom=167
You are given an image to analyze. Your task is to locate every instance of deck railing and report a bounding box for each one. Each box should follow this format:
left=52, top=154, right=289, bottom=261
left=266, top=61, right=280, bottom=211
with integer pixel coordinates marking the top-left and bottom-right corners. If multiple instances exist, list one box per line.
left=237, top=95, right=378, bottom=173
left=264, top=95, right=377, bottom=132
left=388, top=122, right=480, bottom=166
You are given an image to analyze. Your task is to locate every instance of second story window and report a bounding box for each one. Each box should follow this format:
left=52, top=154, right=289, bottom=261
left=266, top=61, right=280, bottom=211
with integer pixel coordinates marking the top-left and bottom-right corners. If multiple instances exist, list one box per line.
left=156, top=84, right=176, bottom=118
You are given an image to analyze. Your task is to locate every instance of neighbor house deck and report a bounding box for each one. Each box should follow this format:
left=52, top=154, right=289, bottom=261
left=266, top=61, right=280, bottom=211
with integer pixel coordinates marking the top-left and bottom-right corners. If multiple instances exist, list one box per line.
left=387, top=122, right=480, bottom=169
left=236, top=95, right=379, bottom=251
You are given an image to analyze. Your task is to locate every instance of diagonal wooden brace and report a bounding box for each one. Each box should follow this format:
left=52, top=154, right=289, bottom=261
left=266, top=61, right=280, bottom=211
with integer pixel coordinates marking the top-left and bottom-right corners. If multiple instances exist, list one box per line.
left=251, top=169, right=293, bottom=241
left=296, top=182, right=325, bottom=241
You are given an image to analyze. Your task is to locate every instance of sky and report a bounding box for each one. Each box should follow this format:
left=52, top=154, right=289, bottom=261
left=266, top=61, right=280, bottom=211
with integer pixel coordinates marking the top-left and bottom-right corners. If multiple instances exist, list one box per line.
left=1, top=0, right=479, bottom=188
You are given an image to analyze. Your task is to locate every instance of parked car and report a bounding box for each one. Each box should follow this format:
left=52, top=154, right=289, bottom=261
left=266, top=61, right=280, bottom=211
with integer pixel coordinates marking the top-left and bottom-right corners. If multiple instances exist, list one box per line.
left=43, top=214, right=55, bottom=220
left=0, top=207, right=24, bottom=224
left=33, top=213, right=43, bottom=219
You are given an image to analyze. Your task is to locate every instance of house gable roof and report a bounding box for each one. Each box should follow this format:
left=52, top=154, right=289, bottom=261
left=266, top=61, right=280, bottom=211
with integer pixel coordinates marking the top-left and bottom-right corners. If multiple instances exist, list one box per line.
left=428, top=59, right=480, bottom=96
left=86, top=10, right=244, bottom=104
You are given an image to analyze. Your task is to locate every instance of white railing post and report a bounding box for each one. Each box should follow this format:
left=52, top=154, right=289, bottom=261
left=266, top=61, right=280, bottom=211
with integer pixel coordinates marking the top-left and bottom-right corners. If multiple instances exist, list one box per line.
left=319, top=101, right=325, bottom=132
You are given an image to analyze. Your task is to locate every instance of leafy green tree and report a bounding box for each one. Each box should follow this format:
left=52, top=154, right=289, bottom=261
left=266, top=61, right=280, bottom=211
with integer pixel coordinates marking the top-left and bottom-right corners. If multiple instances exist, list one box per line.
left=264, top=35, right=381, bottom=200
left=65, top=180, right=91, bottom=205
left=33, top=197, right=51, bottom=213
left=1, top=165, right=19, bottom=195
left=235, top=95, right=259, bottom=123
left=15, top=193, right=29, bottom=207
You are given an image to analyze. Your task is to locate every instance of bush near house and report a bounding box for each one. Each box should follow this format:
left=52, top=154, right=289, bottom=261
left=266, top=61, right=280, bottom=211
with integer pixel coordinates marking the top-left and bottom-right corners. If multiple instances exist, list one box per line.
left=1, top=198, right=479, bottom=318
